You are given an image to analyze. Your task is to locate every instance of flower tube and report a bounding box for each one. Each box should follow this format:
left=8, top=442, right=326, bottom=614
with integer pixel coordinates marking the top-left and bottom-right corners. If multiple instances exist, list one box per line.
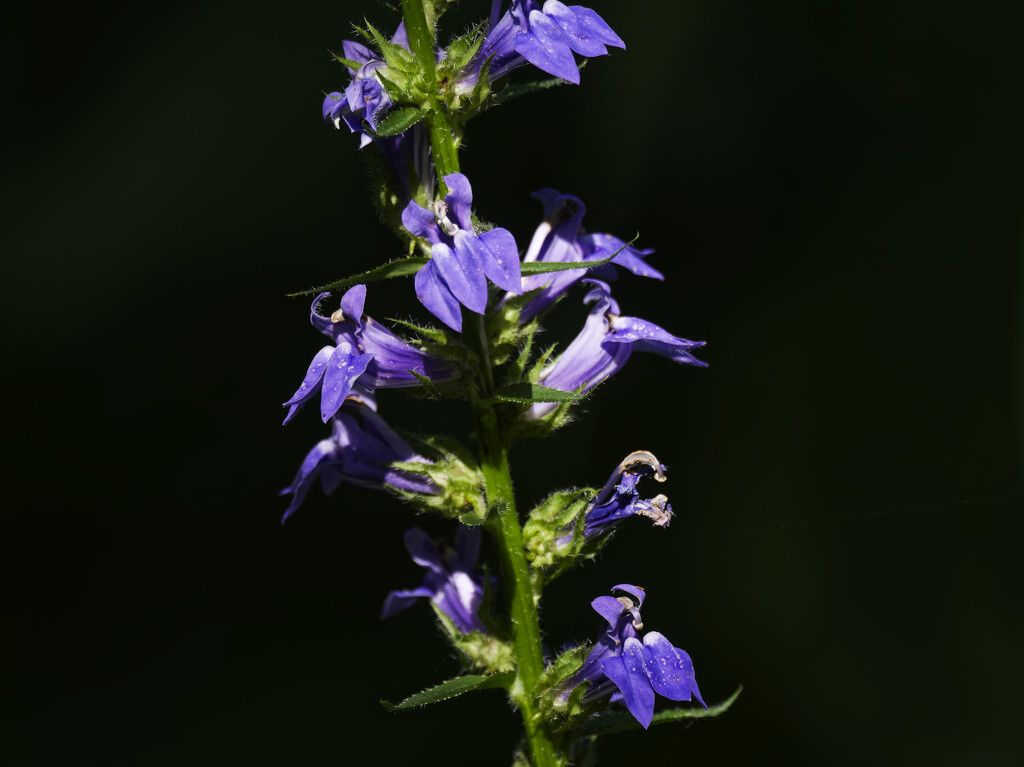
left=525, top=280, right=706, bottom=419
left=280, top=390, right=438, bottom=522
left=381, top=526, right=488, bottom=634
left=282, top=285, right=458, bottom=424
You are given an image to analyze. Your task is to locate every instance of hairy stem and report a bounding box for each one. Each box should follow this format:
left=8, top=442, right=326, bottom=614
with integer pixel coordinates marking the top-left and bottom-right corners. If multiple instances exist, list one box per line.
left=475, top=400, right=559, bottom=767
left=426, top=108, right=461, bottom=180
left=400, top=2, right=557, bottom=762
left=399, top=0, right=460, bottom=184
left=469, top=316, right=559, bottom=766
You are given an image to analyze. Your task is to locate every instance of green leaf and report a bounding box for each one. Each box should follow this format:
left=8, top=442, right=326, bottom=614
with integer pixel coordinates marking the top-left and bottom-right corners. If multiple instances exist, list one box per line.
left=376, top=70, right=408, bottom=101
left=407, top=369, right=441, bottom=398
left=387, top=317, right=478, bottom=367
left=571, top=686, right=742, bottom=736
left=371, top=107, right=426, bottom=137
left=502, top=317, right=538, bottom=385
left=485, top=383, right=585, bottom=405
left=440, top=21, right=487, bottom=73
left=381, top=672, right=514, bottom=711
left=490, top=66, right=584, bottom=107
left=386, top=317, right=449, bottom=345
left=518, top=234, right=638, bottom=276
left=287, top=257, right=428, bottom=297
left=470, top=54, right=493, bottom=106
left=526, top=343, right=558, bottom=384
left=328, top=52, right=364, bottom=70
left=363, top=20, right=417, bottom=71
left=321, top=91, right=344, bottom=109
left=537, top=644, right=591, bottom=698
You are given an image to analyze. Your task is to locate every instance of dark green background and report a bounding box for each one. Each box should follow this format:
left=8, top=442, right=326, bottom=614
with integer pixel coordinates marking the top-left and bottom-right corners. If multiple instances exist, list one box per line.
left=5, top=1, right=1022, bottom=764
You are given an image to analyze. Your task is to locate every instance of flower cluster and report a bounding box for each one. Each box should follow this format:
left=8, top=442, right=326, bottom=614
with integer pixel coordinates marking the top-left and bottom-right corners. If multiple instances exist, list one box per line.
left=324, top=2, right=624, bottom=150
left=281, top=2, right=726, bottom=761
left=457, top=0, right=625, bottom=90
left=322, top=24, right=409, bottom=146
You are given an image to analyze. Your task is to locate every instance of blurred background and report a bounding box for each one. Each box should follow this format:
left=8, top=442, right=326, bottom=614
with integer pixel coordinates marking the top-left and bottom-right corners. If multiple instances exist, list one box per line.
left=4, top=1, right=1022, bottom=764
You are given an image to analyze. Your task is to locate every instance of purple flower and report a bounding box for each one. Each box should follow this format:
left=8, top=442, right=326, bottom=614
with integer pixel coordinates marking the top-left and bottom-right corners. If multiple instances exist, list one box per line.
left=514, top=189, right=663, bottom=322
left=526, top=280, right=707, bottom=419
left=403, top=173, right=522, bottom=332
left=280, top=390, right=438, bottom=523
left=506, top=0, right=625, bottom=85
left=381, top=526, right=488, bottom=634
left=322, top=76, right=390, bottom=149
left=459, top=1, right=624, bottom=88
left=453, top=3, right=528, bottom=92
left=321, top=26, right=435, bottom=202
left=282, top=285, right=458, bottom=424
left=322, top=24, right=408, bottom=147
left=557, top=451, right=672, bottom=548
left=568, top=585, right=705, bottom=729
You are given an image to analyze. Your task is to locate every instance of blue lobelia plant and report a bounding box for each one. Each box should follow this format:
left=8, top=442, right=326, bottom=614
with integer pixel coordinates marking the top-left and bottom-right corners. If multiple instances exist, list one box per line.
left=282, top=2, right=739, bottom=764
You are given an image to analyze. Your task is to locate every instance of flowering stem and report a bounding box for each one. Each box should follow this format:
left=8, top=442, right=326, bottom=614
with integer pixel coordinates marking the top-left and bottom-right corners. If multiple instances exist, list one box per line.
left=399, top=0, right=460, bottom=181
left=476, top=409, right=560, bottom=767
left=470, top=317, right=560, bottom=767
left=426, top=109, right=461, bottom=179
left=400, top=1, right=555, bottom=760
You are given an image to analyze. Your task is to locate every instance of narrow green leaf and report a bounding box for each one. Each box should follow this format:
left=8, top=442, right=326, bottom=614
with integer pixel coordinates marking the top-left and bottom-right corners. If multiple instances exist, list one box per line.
left=381, top=672, right=514, bottom=711
left=519, top=234, right=638, bottom=276
left=490, top=69, right=580, bottom=106
left=429, top=600, right=462, bottom=641
left=372, top=107, right=425, bottom=137
left=519, top=256, right=610, bottom=276
left=470, top=54, right=493, bottom=105
left=503, top=317, right=539, bottom=386
left=527, top=343, right=558, bottom=385
left=408, top=369, right=441, bottom=398
left=363, top=20, right=416, bottom=71
left=329, top=52, right=364, bottom=70
left=485, top=383, right=584, bottom=405
left=359, top=21, right=390, bottom=53
left=386, top=317, right=449, bottom=345
left=287, top=257, right=428, bottom=297
left=572, top=687, right=742, bottom=736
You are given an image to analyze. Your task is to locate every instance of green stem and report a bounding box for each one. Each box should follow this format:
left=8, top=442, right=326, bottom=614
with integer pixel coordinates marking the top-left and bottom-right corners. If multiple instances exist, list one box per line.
left=427, top=108, right=461, bottom=179
left=477, top=409, right=560, bottom=767
left=471, top=317, right=559, bottom=767
left=398, top=0, right=436, bottom=74
left=399, top=0, right=460, bottom=183
left=399, top=2, right=556, bottom=762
